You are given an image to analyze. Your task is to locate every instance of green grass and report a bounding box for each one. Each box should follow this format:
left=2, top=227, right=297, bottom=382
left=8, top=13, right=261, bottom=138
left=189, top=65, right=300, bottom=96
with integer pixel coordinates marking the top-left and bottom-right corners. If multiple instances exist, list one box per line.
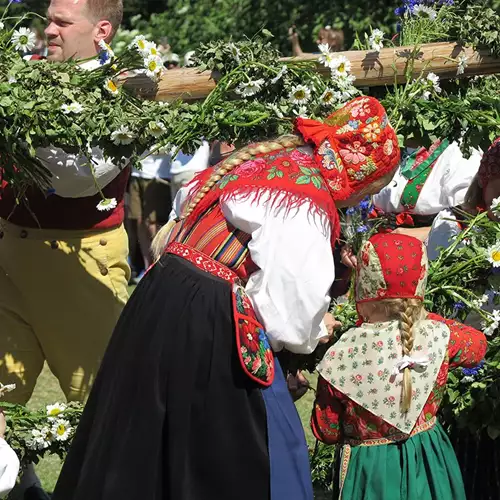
left=29, top=367, right=331, bottom=497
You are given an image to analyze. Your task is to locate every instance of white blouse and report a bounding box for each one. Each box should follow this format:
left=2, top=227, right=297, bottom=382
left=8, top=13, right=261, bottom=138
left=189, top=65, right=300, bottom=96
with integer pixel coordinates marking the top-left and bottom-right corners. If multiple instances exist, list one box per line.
left=170, top=187, right=335, bottom=354
left=426, top=209, right=461, bottom=261
left=374, top=142, right=482, bottom=215
left=0, top=438, right=19, bottom=499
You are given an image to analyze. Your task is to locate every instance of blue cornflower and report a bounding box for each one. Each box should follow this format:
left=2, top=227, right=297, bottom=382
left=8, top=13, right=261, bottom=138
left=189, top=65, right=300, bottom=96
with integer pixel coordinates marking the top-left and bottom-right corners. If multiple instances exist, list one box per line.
left=99, top=50, right=110, bottom=65
left=461, top=360, right=485, bottom=378
left=453, top=301, right=466, bottom=311
left=346, top=207, right=357, bottom=216
left=359, top=197, right=371, bottom=211
left=356, top=225, right=369, bottom=234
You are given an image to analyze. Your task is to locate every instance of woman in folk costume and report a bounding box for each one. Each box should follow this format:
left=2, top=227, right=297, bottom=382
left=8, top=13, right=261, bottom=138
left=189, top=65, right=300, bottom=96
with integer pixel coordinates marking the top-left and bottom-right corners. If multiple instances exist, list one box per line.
left=427, top=138, right=500, bottom=500
left=312, top=232, right=487, bottom=500
left=372, top=140, right=482, bottom=240
left=52, top=96, right=400, bottom=500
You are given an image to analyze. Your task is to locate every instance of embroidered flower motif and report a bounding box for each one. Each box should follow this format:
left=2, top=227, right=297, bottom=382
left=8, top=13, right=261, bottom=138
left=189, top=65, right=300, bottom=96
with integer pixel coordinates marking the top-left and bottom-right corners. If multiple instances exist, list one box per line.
left=339, top=141, right=368, bottom=165
left=362, top=121, right=381, bottom=142
left=317, top=140, right=343, bottom=172
left=236, top=158, right=267, bottom=178
left=351, top=103, right=372, bottom=118
left=383, top=138, right=394, bottom=156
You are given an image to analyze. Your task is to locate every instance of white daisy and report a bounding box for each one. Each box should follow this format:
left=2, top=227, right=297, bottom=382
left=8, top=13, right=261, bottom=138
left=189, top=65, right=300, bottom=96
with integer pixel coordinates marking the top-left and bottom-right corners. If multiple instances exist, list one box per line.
left=28, top=427, right=53, bottom=451
left=457, top=55, right=468, bottom=76
left=472, top=294, right=490, bottom=308
left=52, top=419, right=73, bottom=442
left=289, top=84, right=311, bottom=105
left=61, top=102, right=84, bottom=114
left=11, top=27, right=37, bottom=53
left=130, top=35, right=148, bottom=54
left=330, top=55, right=352, bottom=78
left=293, top=105, right=309, bottom=118
left=421, top=90, right=431, bottom=100
left=369, top=29, right=385, bottom=52
left=412, top=5, right=437, bottom=20
left=147, top=121, right=167, bottom=138
left=144, top=56, right=164, bottom=81
left=104, top=78, right=119, bottom=96
left=111, top=126, right=136, bottom=146
left=271, top=65, right=288, bottom=84
left=235, top=79, right=265, bottom=97
left=318, top=43, right=331, bottom=55
left=492, top=310, right=500, bottom=323
left=98, top=39, right=115, bottom=59
left=0, top=21, right=4, bottom=30
left=144, top=41, right=160, bottom=58
left=320, top=88, right=340, bottom=106
left=486, top=243, right=500, bottom=268
left=46, top=403, right=66, bottom=418
left=426, top=72, right=442, bottom=93
left=0, top=383, right=15, bottom=397
left=268, top=103, right=284, bottom=119
left=97, top=198, right=118, bottom=212
left=490, top=196, right=500, bottom=217
left=484, top=321, right=498, bottom=336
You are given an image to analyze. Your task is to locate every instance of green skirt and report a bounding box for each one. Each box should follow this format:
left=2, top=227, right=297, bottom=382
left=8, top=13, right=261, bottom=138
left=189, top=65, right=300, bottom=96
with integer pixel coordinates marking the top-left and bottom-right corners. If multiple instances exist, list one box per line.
left=336, top=422, right=466, bottom=500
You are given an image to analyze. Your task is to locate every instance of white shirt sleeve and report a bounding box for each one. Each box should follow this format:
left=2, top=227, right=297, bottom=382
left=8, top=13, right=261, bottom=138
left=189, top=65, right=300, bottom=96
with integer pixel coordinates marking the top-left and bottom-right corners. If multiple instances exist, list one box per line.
left=222, top=192, right=335, bottom=354
left=0, top=438, right=19, bottom=499
left=426, top=209, right=461, bottom=261
left=36, top=146, right=125, bottom=198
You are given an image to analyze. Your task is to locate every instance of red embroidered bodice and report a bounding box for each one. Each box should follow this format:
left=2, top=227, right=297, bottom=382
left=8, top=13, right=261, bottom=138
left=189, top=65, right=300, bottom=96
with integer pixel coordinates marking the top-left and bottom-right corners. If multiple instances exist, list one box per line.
left=311, top=314, right=487, bottom=443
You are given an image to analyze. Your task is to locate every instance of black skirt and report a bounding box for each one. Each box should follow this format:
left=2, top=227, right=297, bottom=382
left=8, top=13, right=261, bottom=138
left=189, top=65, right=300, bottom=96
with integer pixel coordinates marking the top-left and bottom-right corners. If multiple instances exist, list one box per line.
left=53, top=254, right=313, bottom=500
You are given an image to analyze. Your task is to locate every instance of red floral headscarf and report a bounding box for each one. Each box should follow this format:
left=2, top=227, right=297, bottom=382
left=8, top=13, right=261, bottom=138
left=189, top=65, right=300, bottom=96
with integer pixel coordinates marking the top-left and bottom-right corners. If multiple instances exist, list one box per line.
left=478, top=137, right=500, bottom=188
left=355, top=233, right=428, bottom=304
left=296, top=96, right=401, bottom=200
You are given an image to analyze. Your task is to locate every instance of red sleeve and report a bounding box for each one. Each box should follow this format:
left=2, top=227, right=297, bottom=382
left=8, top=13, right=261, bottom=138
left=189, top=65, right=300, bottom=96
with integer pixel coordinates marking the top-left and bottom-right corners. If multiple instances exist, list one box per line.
left=427, top=313, right=487, bottom=369
left=311, top=376, right=343, bottom=445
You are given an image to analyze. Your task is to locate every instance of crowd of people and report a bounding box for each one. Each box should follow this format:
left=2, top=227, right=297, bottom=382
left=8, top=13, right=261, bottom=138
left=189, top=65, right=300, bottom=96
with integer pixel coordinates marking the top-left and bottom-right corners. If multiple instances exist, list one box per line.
left=0, top=0, right=498, bottom=499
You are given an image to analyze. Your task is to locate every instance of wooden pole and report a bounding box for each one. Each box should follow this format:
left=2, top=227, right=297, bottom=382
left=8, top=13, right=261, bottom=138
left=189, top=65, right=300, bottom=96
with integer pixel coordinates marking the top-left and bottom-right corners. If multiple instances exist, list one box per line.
left=125, top=42, right=500, bottom=102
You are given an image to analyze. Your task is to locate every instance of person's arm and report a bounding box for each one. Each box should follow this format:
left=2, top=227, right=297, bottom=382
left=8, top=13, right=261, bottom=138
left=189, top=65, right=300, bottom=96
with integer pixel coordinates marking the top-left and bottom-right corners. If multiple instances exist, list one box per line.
left=222, top=193, right=335, bottom=354
left=311, top=376, right=343, bottom=444
left=289, top=26, right=304, bottom=57
left=427, top=313, right=487, bottom=369
left=0, top=413, right=20, bottom=499
left=392, top=225, right=431, bottom=241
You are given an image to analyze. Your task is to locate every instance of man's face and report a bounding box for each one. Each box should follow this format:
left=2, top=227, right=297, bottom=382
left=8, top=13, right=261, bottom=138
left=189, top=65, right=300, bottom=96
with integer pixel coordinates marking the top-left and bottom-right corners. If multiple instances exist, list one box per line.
left=45, top=0, right=99, bottom=61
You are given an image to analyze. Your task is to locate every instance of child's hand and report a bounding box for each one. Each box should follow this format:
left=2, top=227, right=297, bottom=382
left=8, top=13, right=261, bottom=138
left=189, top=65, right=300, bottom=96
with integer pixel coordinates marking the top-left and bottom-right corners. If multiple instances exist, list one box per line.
left=340, top=244, right=357, bottom=269
left=319, top=312, right=341, bottom=344
left=0, top=410, right=6, bottom=439
left=287, top=371, right=310, bottom=401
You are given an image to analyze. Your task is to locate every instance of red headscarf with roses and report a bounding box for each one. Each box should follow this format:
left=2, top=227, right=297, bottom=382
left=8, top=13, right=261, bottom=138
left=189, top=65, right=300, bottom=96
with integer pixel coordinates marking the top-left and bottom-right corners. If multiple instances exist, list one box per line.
left=478, top=137, right=500, bottom=189
left=355, top=233, right=428, bottom=304
left=296, top=96, right=401, bottom=200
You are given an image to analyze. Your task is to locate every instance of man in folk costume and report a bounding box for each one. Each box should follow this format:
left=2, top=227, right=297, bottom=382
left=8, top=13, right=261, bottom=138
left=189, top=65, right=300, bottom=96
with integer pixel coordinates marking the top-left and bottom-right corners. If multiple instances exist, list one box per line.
left=52, top=96, right=400, bottom=500
left=0, top=0, right=128, bottom=424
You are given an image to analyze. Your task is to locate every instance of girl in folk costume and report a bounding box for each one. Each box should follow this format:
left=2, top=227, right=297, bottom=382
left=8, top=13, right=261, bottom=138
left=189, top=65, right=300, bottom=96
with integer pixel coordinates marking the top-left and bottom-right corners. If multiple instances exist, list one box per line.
left=312, top=233, right=487, bottom=500
left=52, top=96, right=401, bottom=500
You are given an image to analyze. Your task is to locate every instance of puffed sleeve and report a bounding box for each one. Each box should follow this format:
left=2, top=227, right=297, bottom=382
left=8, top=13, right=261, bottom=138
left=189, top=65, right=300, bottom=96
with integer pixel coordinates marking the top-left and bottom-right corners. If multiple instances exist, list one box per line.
left=222, top=192, right=335, bottom=354
left=0, top=438, right=20, bottom=499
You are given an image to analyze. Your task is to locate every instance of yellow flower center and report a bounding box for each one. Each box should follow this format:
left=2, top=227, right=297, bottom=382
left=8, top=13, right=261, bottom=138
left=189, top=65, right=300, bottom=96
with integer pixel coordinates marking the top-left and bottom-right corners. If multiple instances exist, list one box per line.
left=150, top=47, right=158, bottom=56
left=295, top=90, right=305, bottom=99
left=492, top=250, right=500, bottom=262
left=137, top=40, right=146, bottom=50
left=108, top=81, right=117, bottom=92
left=148, top=61, right=158, bottom=71
left=338, top=63, right=345, bottom=73
left=49, top=409, right=61, bottom=416
left=56, top=425, right=66, bottom=436
left=19, top=35, right=28, bottom=45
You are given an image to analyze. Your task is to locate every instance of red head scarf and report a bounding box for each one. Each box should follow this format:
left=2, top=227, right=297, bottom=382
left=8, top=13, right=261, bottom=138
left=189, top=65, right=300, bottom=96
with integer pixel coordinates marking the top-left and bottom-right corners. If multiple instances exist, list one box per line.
left=296, top=96, right=401, bottom=201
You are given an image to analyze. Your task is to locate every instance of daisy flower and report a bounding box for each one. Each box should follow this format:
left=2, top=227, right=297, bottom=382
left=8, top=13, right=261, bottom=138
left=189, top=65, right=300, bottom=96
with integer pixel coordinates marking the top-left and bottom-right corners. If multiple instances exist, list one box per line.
left=457, top=55, right=468, bottom=76
left=46, top=403, right=67, bottom=418
left=111, top=126, right=136, bottom=146
left=330, top=55, right=352, bottom=78
left=369, top=29, right=385, bottom=52
left=11, top=27, right=37, bottom=53
left=318, top=45, right=338, bottom=69
left=144, top=56, right=164, bottom=81
left=490, top=196, right=500, bottom=217
left=144, top=41, right=160, bottom=58
left=97, top=198, right=118, bottom=211
left=271, top=65, right=288, bottom=84
left=147, top=121, right=167, bottom=138
left=426, top=72, right=442, bottom=93
left=52, top=419, right=73, bottom=442
left=486, top=243, right=500, bottom=268
left=0, top=22, right=4, bottom=30
left=130, top=35, right=148, bottom=53
left=61, top=102, right=84, bottom=114
left=104, top=78, right=119, bottom=96
left=0, top=383, right=15, bottom=397
left=289, top=84, right=311, bottom=105
left=412, top=5, right=437, bottom=20
left=293, top=106, right=309, bottom=118
left=320, top=88, right=341, bottom=106
left=235, top=79, right=265, bottom=97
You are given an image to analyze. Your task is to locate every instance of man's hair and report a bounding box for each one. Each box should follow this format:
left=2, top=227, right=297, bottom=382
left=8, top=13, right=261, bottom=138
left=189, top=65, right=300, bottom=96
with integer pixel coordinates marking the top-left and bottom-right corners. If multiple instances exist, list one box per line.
left=85, top=0, right=124, bottom=40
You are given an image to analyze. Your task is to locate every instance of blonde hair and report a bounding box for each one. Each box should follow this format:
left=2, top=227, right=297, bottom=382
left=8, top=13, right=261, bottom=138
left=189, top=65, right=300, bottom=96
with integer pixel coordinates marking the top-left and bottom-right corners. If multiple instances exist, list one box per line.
left=151, top=134, right=305, bottom=260
left=358, top=298, right=423, bottom=413
left=85, top=0, right=123, bottom=39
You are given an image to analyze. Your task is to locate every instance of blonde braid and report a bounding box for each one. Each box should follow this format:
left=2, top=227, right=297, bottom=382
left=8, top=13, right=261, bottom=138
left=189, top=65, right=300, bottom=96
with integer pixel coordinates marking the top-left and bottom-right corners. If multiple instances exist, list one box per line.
left=181, top=134, right=305, bottom=219
left=398, top=299, right=422, bottom=413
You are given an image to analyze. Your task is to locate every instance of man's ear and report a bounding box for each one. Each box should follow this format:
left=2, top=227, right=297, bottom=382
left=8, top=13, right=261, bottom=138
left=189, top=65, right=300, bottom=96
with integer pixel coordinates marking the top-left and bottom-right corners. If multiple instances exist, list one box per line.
left=94, top=20, right=113, bottom=44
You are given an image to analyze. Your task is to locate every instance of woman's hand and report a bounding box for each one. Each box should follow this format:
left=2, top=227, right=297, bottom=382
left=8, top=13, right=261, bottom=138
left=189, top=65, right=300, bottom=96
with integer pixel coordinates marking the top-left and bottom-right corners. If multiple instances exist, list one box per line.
left=287, top=371, right=310, bottom=401
left=319, top=312, right=341, bottom=344
left=340, top=244, right=357, bottom=269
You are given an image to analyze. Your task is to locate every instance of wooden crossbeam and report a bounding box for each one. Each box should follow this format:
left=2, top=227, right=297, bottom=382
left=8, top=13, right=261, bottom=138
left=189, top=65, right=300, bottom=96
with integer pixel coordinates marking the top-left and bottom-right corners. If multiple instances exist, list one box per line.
left=125, top=42, right=500, bottom=102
